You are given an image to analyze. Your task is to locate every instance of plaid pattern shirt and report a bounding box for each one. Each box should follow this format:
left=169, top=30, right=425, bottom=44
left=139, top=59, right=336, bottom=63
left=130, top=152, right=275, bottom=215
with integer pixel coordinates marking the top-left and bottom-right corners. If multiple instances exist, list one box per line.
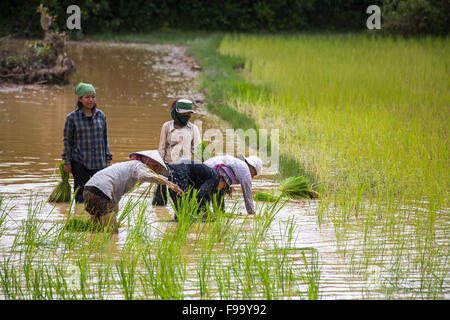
left=62, top=106, right=112, bottom=169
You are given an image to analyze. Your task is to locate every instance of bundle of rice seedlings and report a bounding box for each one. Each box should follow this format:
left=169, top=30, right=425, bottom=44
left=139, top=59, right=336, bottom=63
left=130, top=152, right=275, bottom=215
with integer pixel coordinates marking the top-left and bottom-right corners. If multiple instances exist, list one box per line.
left=254, top=191, right=279, bottom=202
left=255, top=175, right=319, bottom=202
left=48, top=162, right=71, bottom=203
left=279, top=176, right=313, bottom=200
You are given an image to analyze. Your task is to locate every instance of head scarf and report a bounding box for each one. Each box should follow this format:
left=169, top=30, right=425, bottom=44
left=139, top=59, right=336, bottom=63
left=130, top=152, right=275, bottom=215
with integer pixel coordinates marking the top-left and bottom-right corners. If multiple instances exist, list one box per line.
left=171, top=99, right=194, bottom=127
left=214, top=164, right=235, bottom=187
left=75, top=82, right=96, bottom=97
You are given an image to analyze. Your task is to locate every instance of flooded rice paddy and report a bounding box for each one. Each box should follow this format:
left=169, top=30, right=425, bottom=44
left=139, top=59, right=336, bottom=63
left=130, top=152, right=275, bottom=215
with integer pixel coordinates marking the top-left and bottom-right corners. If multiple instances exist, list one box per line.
left=0, top=41, right=448, bottom=300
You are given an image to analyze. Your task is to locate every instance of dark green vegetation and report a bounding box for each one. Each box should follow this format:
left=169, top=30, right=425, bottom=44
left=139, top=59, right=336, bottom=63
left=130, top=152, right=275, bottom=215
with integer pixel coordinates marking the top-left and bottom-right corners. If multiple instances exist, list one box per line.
left=0, top=5, right=75, bottom=84
left=1, top=1, right=448, bottom=37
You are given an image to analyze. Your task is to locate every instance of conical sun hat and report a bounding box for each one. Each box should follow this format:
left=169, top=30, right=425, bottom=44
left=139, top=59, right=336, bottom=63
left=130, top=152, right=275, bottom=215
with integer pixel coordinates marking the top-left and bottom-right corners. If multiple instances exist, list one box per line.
left=129, top=150, right=167, bottom=172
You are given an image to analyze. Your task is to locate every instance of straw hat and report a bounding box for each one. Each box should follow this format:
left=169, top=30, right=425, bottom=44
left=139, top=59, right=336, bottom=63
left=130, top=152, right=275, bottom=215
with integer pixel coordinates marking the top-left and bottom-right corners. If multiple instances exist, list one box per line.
left=129, top=150, right=167, bottom=174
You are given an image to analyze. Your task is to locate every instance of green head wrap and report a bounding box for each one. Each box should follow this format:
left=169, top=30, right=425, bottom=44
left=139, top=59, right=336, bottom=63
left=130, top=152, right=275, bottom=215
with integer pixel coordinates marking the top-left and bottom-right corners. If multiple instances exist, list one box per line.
left=75, top=82, right=96, bottom=97
left=171, top=99, right=194, bottom=127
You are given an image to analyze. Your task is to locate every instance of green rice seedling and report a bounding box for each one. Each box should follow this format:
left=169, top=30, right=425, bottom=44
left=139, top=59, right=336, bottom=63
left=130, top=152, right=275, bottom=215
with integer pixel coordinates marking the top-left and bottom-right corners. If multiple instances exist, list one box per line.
left=297, top=248, right=321, bottom=300
left=255, top=256, right=277, bottom=300
left=64, top=218, right=96, bottom=232
left=279, top=176, right=318, bottom=200
left=254, top=191, right=280, bottom=202
left=0, top=258, right=23, bottom=299
left=141, top=241, right=187, bottom=299
left=0, top=197, right=14, bottom=239
left=251, top=197, right=285, bottom=242
left=12, top=194, right=59, bottom=257
left=50, top=264, right=73, bottom=299
left=169, top=187, right=207, bottom=223
left=197, top=252, right=213, bottom=299
left=203, top=195, right=241, bottom=243
left=123, top=200, right=151, bottom=250
left=94, top=264, right=113, bottom=299
left=254, top=176, right=318, bottom=203
left=115, top=256, right=138, bottom=300
left=213, top=262, right=233, bottom=299
left=48, top=162, right=71, bottom=203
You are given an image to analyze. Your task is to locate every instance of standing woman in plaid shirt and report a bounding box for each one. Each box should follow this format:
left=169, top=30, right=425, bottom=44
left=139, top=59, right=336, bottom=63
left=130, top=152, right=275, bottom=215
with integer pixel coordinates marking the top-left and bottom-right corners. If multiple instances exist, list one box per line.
left=62, top=83, right=112, bottom=203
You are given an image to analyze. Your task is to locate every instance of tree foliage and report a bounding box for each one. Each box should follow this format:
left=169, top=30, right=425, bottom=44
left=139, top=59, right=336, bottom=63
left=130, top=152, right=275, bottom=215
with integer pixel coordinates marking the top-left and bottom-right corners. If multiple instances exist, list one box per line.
left=381, top=0, right=450, bottom=35
left=0, top=0, right=447, bottom=37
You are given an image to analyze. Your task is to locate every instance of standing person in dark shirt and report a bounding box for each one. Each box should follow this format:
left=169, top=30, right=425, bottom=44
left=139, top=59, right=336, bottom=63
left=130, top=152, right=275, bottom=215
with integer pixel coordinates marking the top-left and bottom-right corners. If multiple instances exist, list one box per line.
left=167, top=160, right=231, bottom=221
left=62, top=82, right=112, bottom=203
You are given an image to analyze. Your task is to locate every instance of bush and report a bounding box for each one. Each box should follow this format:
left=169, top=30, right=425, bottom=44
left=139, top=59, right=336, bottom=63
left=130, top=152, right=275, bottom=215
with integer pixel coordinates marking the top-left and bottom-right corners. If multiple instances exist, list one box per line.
left=381, top=0, right=450, bottom=35
left=0, top=0, right=448, bottom=36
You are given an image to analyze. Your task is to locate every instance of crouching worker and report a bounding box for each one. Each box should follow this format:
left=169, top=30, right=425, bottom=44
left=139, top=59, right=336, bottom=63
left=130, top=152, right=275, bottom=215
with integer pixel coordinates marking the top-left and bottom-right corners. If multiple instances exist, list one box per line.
left=83, top=150, right=183, bottom=231
left=167, top=160, right=231, bottom=221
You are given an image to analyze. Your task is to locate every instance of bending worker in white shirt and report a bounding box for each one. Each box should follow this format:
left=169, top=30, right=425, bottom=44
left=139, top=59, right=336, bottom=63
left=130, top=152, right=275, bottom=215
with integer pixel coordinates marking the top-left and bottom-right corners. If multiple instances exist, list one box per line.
left=203, top=154, right=262, bottom=215
left=83, top=150, right=183, bottom=231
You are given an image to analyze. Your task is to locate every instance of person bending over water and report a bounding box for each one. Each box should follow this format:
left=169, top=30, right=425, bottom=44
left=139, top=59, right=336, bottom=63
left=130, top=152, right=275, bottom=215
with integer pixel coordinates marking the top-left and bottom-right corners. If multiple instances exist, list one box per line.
left=83, top=150, right=182, bottom=231
left=167, top=160, right=231, bottom=221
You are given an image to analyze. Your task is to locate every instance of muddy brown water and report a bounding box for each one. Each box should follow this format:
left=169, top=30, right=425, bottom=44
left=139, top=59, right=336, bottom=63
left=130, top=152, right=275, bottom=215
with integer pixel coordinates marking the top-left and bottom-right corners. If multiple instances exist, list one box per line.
left=0, top=41, right=447, bottom=299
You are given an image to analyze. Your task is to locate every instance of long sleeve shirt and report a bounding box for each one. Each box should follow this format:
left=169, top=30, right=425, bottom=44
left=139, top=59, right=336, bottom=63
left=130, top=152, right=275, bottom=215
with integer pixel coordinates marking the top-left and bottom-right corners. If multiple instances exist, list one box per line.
left=168, top=161, right=219, bottom=203
left=85, top=160, right=169, bottom=202
left=158, top=120, right=201, bottom=164
left=204, top=155, right=255, bottom=215
left=62, top=106, right=112, bottom=169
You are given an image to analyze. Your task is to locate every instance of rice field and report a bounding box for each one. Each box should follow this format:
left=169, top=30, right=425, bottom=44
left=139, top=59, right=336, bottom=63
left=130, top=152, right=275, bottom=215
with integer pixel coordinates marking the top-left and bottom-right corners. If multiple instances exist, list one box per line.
left=0, top=192, right=320, bottom=300
left=0, top=33, right=448, bottom=301
left=218, top=33, right=449, bottom=298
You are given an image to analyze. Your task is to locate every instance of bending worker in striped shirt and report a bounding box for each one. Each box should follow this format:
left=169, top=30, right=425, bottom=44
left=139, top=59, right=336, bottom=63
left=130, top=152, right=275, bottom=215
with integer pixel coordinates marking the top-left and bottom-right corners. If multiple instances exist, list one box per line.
left=204, top=155, right=262, bottom=215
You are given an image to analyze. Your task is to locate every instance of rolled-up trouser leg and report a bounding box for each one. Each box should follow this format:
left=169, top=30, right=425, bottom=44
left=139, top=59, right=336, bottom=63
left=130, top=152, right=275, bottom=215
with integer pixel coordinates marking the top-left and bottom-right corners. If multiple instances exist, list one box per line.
left=83, top=190, right=119, bottom=230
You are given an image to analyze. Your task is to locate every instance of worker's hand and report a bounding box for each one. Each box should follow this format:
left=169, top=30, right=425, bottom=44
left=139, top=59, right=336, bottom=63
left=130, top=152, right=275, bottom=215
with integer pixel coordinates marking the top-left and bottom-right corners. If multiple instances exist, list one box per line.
left=63, top=164, right=71, bottom=174
left=171, top=183, right=184, bottom=196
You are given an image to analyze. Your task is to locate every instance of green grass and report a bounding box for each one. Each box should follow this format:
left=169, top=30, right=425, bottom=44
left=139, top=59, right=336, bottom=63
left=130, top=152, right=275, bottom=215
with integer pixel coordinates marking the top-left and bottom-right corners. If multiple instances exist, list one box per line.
left=187, top=33, right=317, bottom=180
left=217, top=32, right=449, bottom=299
left=219, top=33, right=449, bottom=202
